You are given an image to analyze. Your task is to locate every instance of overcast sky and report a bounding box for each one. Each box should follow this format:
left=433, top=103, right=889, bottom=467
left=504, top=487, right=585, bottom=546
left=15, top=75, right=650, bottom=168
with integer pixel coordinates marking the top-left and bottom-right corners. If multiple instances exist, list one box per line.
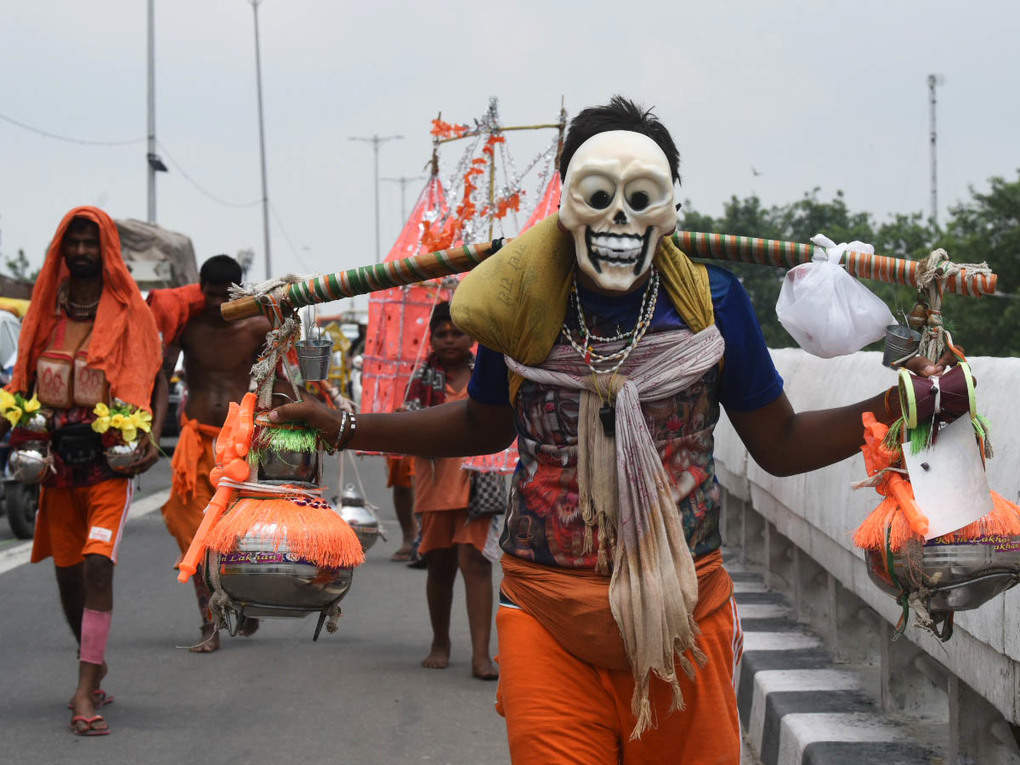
left=2, top=0, right=1018, bottom=310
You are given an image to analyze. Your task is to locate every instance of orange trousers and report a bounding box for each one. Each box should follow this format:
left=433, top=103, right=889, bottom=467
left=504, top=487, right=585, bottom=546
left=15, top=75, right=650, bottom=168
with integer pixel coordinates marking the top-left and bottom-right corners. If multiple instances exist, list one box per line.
left=495, top=594, right=744, bottom=765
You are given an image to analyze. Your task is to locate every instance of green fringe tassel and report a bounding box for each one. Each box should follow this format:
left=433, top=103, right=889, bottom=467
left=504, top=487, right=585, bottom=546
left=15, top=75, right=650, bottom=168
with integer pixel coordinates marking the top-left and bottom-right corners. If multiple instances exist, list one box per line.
left=251, top=424, right=320, bottom=466
left=908, top=421, right=932, bottom=455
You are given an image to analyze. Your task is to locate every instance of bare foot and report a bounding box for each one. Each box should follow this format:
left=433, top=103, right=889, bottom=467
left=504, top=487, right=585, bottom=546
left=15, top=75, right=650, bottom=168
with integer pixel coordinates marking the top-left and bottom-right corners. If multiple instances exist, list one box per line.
left=471, top=658, right=498, bottom=681
left=421, top=643, right=450, bottom=669
left=189, top=623, right=220, bottom=653
left=236, top=617, right=260, bottom=637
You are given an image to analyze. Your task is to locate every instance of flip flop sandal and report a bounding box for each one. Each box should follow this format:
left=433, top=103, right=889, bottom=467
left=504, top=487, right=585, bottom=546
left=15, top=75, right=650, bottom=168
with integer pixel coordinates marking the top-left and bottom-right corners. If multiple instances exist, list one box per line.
left=70, top=714, right=110, bottom=737
left=67, top=689, right=114, bottom=710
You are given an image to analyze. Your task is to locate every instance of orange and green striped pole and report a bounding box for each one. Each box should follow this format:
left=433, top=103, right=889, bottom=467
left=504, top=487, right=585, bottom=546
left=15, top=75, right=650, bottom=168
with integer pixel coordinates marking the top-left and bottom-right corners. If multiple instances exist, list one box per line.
left=221, top=230, right=998, bottom=321
left=671, top=231, right=997, bottom=297
left=220, top=239, right=503, bottom=321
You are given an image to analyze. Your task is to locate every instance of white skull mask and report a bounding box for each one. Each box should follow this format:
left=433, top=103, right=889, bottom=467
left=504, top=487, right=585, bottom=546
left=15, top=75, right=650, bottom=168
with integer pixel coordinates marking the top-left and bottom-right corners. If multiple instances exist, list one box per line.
left=559, top=130, right=677, bottom=292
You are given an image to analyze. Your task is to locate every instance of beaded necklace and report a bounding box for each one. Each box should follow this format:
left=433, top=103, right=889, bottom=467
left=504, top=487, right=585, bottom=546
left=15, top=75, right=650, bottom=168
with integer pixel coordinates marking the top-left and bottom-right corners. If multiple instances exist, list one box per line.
left=561, top=270, right=660, bottom=436
left=562, top=269, right=660, bottom=376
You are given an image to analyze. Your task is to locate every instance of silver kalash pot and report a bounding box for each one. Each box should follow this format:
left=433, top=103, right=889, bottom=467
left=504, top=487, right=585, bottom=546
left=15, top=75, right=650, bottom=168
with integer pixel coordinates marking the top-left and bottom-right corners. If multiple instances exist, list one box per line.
left=866, top=537, right=1020, bottom=640
left=8, top=441, right=51, bottom=484
left=206, top=444, right=354, bottom=640
left=338, top=483, right=381, bottom=552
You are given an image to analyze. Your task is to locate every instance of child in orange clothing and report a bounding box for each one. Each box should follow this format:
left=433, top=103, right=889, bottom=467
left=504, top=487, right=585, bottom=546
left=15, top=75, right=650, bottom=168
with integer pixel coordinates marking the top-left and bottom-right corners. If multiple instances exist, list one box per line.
left=406, top=302, right=498, bottom=680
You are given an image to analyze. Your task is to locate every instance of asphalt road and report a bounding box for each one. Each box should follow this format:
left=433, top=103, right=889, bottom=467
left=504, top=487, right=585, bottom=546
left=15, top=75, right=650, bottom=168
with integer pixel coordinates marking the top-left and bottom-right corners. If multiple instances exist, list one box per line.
left=0, top=449, right=510, bottom=765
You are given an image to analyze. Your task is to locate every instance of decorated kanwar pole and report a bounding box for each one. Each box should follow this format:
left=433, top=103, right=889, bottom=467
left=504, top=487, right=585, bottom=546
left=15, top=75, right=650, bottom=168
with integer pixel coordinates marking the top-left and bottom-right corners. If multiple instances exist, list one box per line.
left=221, top=229, right=998, bottom=321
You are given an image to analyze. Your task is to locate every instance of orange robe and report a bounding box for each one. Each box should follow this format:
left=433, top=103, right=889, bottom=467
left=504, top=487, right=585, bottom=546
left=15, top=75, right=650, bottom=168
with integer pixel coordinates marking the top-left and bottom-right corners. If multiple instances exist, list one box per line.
left=9, top=206, right=162, bottom=567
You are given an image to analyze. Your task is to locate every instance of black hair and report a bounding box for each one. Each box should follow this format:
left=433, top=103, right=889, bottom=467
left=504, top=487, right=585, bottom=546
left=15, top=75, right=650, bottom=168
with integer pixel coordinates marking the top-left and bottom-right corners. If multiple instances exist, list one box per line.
left=200, top=254, right=242, bottom=286
left=558, top=96, right=680, bottom=184
left=429, top=301, right=452, bottom=332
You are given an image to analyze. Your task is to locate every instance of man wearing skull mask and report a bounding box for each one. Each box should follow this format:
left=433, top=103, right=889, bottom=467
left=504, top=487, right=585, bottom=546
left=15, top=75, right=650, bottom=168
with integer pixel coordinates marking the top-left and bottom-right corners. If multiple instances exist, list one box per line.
left=273, top=97, right=942, bottom=763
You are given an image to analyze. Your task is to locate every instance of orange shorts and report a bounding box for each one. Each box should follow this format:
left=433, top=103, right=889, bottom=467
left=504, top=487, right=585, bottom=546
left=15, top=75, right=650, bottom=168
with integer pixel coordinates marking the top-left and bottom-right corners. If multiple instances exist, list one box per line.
left=495, top=594, right=744, bottom=765
left=418, top=508, right=494, bottom=557
left=386, top=455, right=415, bottom=489
left=31, top=478, right=134, bottom=567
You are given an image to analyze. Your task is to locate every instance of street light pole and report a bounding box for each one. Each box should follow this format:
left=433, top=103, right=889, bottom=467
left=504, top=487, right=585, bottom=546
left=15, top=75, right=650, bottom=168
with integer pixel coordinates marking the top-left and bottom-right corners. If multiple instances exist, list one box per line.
left=350, top=134, right=403, bottom=263
left=928, top=74, right=944, bottom=227
left=382, top=175, right=426, bottom=221
left=145, top=0, right=167, bottom=222
left=251, top=0, right=272, bottom=278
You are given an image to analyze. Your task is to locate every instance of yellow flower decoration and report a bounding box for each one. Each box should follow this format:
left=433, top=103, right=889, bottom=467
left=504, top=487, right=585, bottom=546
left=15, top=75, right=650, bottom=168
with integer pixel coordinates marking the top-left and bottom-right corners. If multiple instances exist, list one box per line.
left=110, top=414, right=126, bottom=429
left=0, top=389, right=16, bottom=411
left=4, top=407, right=22, bottom=429
left=121, top=425, right=138, bottom=444
left=92, top=417, right=111, bottom=434
left=23, top=395, right=40, bottom=414
left=130, top=410, right=153, bottom=433
left=93, top=402, right=110, bottom=418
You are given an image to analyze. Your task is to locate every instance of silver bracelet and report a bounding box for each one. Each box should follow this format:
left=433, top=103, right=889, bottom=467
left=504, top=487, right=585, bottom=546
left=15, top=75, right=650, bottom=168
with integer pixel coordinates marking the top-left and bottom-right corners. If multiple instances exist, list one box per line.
left=338, top=411, right=358, bottom=450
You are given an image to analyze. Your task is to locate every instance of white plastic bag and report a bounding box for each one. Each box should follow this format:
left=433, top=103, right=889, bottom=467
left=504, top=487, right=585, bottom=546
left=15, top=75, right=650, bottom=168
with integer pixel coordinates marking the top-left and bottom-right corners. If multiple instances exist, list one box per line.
left=775, top=234, right=895, bottom=358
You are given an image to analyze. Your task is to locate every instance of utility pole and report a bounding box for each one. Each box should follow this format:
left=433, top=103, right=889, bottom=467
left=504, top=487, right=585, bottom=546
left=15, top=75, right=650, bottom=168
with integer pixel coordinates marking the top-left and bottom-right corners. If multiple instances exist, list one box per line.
left=928, top=74, right=944, bottom=226
left=349, top=134, right=403, bottom=263
left=382, top=175, right=425, bottom=221
left=145, top=0, right=167, bottom=223
left=251, top=0, right=272, bottom=278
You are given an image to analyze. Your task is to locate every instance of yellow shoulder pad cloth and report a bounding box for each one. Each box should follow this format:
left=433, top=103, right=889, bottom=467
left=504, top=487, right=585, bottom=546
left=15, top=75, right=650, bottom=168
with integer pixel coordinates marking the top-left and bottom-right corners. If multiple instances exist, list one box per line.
left=452, top=213, right=715, bottom=402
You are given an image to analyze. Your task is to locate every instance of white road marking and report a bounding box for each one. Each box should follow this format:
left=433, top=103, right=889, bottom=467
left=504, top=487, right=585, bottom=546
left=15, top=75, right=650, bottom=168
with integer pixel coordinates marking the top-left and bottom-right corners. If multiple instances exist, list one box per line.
left=0, top=488, right=169, bottom=576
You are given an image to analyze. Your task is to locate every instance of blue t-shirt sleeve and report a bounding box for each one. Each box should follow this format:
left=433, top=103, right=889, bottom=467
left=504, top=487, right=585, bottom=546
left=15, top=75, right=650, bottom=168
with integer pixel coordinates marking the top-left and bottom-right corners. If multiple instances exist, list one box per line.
left=468, top=344, right=511, bottom=406
left=708, top=265, right=784, bottom=412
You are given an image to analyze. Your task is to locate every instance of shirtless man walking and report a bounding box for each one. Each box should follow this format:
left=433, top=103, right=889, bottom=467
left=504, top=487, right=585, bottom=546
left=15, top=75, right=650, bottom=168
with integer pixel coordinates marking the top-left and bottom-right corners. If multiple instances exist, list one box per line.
left=159, top=255, right=270, bottom=651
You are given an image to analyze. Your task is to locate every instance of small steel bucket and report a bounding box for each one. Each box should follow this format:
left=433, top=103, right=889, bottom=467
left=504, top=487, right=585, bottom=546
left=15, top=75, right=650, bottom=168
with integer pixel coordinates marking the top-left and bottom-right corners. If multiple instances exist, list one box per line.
left=882, top=324, right=921, bottom=368
left=295, top=338, right=332, bottom=381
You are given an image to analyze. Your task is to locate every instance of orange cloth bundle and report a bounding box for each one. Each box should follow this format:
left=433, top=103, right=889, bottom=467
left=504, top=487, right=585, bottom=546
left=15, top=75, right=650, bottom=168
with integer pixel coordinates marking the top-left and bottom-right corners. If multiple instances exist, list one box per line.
left=8, top=206, right=162, bottom=411
left=147, top=283, right=205, bottom=348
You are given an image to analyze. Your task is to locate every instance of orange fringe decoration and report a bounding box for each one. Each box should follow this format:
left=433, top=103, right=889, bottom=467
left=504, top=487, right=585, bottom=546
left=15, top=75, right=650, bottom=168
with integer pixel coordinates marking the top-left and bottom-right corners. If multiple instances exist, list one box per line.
left=854, top=413, right=1020, bottom=552
left=205, top=497, right=365, bottom=569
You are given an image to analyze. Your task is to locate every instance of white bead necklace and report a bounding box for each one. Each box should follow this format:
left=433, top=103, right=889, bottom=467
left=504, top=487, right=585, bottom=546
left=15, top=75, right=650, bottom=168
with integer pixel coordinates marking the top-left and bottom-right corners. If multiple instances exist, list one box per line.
left=562, top=270, right=660, bottom=375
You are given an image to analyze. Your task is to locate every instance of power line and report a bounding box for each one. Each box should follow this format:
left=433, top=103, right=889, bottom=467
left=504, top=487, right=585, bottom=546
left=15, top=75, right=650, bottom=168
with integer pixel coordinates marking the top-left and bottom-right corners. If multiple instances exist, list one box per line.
left=0, top=111, right=145, bottom=146
left=157, top=141, right=261, bottom=209
left=268, top=202, right=312, bottom=273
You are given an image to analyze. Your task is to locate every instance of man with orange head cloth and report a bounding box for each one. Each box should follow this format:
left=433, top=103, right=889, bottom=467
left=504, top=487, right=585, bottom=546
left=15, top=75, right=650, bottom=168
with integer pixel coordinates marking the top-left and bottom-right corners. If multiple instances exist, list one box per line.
left=5, top=207, right=167, bottom=736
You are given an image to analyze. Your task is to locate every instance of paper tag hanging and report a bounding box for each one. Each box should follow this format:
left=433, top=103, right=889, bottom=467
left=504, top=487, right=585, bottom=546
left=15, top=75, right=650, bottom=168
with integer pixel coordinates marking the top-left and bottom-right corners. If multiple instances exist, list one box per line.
left=902, top=415, right=993, bottom=540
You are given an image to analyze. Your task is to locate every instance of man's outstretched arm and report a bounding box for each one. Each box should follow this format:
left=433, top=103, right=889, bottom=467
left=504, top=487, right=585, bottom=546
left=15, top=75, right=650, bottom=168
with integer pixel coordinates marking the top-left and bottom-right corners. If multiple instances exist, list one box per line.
left=727, top=388, right=889, bottom=477
left=270, top=397, right=517, bottom=458
left=727, top=354, right=949, bottom=477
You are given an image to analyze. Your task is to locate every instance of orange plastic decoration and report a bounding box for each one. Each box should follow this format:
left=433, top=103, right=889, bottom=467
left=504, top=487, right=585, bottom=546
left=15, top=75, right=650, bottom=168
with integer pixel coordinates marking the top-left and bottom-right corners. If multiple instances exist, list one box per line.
left=177, top=393, right=256, bottom=583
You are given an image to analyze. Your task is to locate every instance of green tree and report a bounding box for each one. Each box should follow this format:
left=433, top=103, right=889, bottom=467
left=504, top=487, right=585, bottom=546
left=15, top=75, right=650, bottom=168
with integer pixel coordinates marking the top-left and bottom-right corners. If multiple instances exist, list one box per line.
left=938, top=172, right=1020, bottom=357
left=1, top=248, right=39, bottom=283
left=680, top=175, right=1019, bottom=357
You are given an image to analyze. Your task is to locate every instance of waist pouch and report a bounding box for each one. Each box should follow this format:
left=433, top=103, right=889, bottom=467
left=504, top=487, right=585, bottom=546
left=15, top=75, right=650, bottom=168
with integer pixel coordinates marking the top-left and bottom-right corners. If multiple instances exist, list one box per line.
left=52, top=423, right=103, bottom=466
